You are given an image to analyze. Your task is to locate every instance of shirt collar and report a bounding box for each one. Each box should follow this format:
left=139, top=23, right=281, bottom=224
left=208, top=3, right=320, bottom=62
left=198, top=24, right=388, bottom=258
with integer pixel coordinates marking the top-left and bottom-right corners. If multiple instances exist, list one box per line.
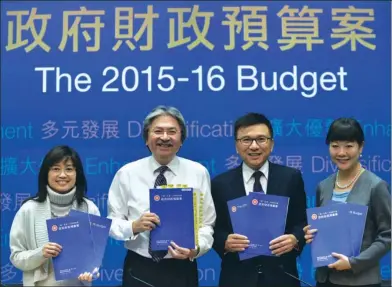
left=243, top=160, right=269, bottom=184
left=149, top=155, right=179, bottom=176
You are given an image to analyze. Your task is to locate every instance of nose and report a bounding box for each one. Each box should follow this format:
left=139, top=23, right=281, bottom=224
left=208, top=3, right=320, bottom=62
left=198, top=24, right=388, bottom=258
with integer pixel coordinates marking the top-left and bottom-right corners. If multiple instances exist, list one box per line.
left=337, top=146, right=346, bottom=156
left=160, top=132, right=170, bottom=140
left=249, top=140, right=259, bottom=149
left=58, top=170, right=67, bottom=177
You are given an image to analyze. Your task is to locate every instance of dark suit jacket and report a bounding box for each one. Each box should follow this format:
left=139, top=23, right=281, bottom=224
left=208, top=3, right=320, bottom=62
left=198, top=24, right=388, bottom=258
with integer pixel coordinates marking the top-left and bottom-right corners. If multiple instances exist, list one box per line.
left=316, top=170, right=391, bottom=286
left=211, top=162, right=308, bottom=287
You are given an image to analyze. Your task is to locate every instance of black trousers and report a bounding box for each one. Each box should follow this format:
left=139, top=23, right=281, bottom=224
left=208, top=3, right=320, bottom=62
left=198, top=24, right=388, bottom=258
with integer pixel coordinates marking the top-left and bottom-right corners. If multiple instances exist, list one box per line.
left=122, top=250, right=198, bottom=287
left=317, top=281, right=381, bottom=287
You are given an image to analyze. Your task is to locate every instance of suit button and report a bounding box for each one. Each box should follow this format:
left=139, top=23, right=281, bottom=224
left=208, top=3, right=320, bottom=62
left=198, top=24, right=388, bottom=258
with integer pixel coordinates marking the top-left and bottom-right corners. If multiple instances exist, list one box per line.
left=256, top=265, right=263, bottom=274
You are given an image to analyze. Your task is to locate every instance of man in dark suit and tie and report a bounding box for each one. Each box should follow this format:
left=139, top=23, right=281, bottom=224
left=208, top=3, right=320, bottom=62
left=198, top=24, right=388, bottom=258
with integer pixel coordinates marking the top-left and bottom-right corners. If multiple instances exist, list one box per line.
left=211, top=113, right=308, bottom=287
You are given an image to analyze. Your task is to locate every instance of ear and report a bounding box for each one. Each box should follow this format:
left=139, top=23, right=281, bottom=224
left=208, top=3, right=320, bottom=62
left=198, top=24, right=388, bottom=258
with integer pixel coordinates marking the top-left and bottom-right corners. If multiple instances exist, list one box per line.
left=359, top=141, right=365, bottom=154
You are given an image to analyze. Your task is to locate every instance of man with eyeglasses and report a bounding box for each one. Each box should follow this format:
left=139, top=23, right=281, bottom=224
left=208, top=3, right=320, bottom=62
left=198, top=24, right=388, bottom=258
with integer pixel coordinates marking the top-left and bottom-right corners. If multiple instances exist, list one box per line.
left=211, top=113, right=307, bottom=287
left=107, top=105, right=216, bottom=287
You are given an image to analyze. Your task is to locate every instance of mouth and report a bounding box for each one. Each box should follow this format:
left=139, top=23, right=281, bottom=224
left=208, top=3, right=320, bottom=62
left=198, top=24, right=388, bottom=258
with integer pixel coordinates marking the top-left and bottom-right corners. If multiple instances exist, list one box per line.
left=56, top=180, right=70, bottom=186
left=336, top=158, right=349, bottom=164
left=248, top=152, right=262, bottom=158
left=157, top=142, right=173, bottom=148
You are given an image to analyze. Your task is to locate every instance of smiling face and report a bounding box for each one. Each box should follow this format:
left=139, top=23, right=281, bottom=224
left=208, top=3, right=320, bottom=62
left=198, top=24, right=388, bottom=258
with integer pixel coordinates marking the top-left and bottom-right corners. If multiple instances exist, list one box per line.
left=329, top=141, right=363, bottom=172
left=235, top=124, right=274, bottom=170
left=146, top=115, right=182, bottom=165
left=47, top=159, right=77, bottom=193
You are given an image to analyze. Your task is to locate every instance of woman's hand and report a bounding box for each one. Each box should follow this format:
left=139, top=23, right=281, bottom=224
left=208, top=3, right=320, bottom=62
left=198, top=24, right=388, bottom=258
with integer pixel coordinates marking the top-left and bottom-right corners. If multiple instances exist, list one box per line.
left=328, top=253, right=352, bottom=271
left=42, top=242, right=62, bottom=258
left=78, top=267, right=100, bottom=282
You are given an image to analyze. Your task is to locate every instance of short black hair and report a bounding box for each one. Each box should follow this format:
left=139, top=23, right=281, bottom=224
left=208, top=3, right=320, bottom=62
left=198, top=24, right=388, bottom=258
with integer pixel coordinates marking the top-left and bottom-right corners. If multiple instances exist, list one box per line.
left=326, top=118, right=364, bottom=145
left=24, top=145, right=88, bottom=206
left=234, top=113, right=273, bottom=139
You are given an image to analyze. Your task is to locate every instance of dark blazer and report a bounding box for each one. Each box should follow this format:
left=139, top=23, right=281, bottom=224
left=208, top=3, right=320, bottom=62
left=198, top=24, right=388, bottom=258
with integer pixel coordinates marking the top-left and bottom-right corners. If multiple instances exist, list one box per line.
left=211, top=162, right=308, bottom=287
left=316, top=170, right=391, bottom=286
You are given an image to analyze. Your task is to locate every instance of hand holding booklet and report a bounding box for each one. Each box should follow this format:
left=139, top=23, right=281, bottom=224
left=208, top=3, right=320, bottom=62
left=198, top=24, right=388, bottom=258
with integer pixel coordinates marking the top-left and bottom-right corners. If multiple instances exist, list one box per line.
left=46, top=210, right=112, bottom=281
left=306, top=202, right=367, bottom=267
left=227, top=193, right=289, bottom=260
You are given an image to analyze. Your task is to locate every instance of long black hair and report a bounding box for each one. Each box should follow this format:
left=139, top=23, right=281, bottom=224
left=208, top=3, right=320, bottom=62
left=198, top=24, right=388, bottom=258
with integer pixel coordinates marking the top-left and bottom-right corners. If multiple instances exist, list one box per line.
left=24, top=145, right=88, bottom=206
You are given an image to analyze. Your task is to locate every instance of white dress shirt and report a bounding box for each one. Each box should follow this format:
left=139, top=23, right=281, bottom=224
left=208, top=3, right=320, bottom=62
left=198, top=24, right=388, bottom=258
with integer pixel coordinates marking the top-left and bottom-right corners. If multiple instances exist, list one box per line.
left=107, top=155, right=216, bottom=259
left=242, top=160, right=269, bottom=195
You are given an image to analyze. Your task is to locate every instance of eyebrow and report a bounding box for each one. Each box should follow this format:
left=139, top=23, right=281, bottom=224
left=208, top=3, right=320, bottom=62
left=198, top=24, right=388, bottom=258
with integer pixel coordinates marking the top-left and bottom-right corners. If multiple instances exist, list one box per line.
left=52, top=164, right=74, bottom=167
left=153, top=127, right=177, bottom=130
left=242, top=135, right=269, bottom=138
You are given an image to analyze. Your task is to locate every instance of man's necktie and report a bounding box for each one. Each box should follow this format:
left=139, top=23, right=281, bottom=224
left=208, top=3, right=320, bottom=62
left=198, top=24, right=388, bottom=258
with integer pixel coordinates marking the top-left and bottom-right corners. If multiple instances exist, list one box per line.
left=148, top=165, right=169, bottom=262
left=253, top=171, right=265, bottom=193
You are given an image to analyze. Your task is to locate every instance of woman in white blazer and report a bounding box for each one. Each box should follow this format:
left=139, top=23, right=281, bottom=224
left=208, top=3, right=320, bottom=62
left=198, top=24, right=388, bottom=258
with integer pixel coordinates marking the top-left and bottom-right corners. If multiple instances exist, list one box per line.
left=9, top=145, right=101, bottom=286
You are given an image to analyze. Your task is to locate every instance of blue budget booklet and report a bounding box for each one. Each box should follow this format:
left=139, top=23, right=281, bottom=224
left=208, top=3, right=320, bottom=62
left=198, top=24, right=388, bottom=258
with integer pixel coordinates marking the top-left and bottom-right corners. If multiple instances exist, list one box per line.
left=149, top=188, right=196, bottom=250
left=69, top=210, right=112, bottom=272
left=46, top=214, right=97, bottom=281
left=307, top=203, right=367, bottom=267
left=345, top=203, right=368, bottom=255
left=227, top=193, right=289, bottom=260
left=323, top=201, right=368, bottom=256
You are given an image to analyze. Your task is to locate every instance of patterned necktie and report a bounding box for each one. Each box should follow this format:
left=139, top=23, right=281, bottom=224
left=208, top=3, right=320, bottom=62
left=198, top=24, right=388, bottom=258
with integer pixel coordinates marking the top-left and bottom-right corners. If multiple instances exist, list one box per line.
left=148, top=166, right=169, bottom=262
left=253, top=171, right=265, bottom=193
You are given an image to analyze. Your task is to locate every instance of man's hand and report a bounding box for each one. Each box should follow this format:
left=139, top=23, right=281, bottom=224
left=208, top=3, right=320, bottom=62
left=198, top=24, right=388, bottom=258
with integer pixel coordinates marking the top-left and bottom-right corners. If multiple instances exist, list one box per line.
left=303, top=225, right=317, bottom=244
left=224, top=234, right=250, bottom=253
left=132, top=213, right=160, bottom=234
left=168, top=241, right=198, bottom=260
left=269, top=234, right=298, bottom=256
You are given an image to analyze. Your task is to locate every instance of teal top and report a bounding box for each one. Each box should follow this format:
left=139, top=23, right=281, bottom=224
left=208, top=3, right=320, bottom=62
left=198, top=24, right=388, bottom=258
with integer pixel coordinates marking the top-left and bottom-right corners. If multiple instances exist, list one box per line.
left=332, top=190, right=351, bottom=203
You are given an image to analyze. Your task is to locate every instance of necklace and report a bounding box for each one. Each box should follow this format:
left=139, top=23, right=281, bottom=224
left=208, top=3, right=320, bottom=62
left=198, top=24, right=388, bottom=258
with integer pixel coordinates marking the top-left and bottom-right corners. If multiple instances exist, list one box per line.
left=335, top=165, right=363, bottom=189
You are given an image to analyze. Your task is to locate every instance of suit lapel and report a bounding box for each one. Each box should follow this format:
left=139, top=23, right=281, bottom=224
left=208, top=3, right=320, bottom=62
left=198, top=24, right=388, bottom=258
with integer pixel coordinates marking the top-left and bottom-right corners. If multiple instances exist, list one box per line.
left=320, top=173, right=336, bottom=206
left=229, top=165, right=247, bottom=199
left=321, top=174, right=335, bottom=205
left=266, top=162, right=281, bottom=196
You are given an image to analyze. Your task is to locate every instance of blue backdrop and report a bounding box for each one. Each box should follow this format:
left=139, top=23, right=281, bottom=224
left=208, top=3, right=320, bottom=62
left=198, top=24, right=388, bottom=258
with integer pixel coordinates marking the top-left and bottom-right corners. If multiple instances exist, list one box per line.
left=1, top=1, right=391, bottom=286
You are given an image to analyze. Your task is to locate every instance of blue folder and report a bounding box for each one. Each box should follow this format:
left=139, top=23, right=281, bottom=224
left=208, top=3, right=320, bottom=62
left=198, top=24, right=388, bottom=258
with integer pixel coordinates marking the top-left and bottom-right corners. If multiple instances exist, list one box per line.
left=306, top=203, right=367, bottom=267
left=69, top=210, right=112, bottom=272
left=345, top=203, right=368, bottom=255
left=324, top=201, right=368, bottom=255
left=46, top=210, right=112, bottom=281
left=46, top=214, right=96, bottom=281
left=149, top=188, right=196, bottom=250
left=227, top=193, right=289, bottom=260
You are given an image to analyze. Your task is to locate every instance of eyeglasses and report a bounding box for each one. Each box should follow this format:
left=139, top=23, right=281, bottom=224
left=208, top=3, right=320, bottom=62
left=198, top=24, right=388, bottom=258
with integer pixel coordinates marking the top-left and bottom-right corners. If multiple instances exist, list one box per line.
left=49, top=166, right=76, bottom=175
left=236, top=137, right=272, bottom=146
left=151, top=129, right=179, bottom=137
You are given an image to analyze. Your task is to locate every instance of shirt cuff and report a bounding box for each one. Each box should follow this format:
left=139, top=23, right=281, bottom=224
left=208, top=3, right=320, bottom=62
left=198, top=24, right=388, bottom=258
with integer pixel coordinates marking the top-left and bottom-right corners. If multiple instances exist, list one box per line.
left=189, top=245, right=200, bottom=262
left=292, top=235, right=299, bottom=251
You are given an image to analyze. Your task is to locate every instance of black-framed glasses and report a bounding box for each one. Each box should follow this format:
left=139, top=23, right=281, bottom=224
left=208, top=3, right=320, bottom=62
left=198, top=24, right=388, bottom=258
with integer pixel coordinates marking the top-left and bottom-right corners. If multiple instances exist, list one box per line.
left=236, top=136, right=272, bottom=146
